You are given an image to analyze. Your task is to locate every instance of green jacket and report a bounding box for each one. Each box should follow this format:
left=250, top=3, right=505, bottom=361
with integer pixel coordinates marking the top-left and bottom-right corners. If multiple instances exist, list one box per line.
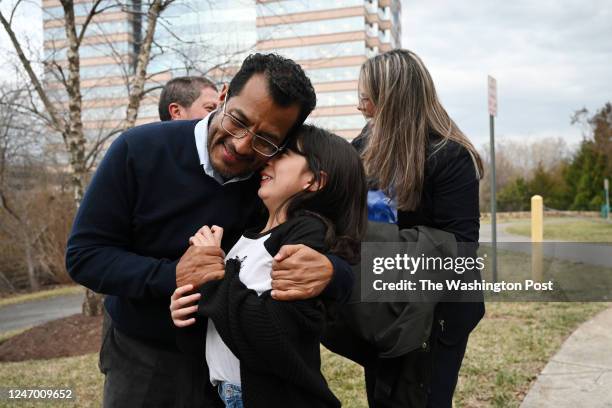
left=327, top=221, right=459, bottom=358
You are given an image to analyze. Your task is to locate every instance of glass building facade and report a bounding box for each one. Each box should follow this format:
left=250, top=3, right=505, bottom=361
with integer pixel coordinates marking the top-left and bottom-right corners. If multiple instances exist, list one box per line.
left=42, top=0, right=401, bottom=139
left=255, top=0, right=401, bottom=137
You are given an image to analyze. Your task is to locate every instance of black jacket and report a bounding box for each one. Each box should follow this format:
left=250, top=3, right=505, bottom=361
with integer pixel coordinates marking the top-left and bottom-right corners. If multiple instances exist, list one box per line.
left=324, top=222, right=463, bottom=359
left=352, top=128, right=484, bottom=343
left=395, top=136, right=484, bottom=343
left=176, top=258, right=340, bottom=408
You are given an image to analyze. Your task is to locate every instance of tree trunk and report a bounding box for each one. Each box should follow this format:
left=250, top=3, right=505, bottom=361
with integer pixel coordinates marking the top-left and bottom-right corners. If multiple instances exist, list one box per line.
left=124, top=0, right=165, bottom=129
left=82, top=288, right=104, bottom=316
left=59, top=1, right=102, bottom=316
left=61, top=0, right=87, bottom=208
left=80, top=0, right=169, bottom=316
left=23, top=240, right=40, bottom=291
left=2, top=1, right=174, bottom=315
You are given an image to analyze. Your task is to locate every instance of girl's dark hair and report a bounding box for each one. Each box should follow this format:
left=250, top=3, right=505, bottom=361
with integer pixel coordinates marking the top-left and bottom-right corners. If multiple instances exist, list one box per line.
left=280, top=125, right=367, bottom=264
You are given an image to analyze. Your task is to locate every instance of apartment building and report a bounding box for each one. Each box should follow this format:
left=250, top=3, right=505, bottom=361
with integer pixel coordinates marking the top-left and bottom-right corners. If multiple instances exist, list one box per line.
left=42, top=0, right=401, bottom=140
left=256, top=0, right=401, bottom=137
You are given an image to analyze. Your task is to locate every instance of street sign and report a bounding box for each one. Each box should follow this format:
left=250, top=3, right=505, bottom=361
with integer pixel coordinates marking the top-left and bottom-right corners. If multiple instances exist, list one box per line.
left=488, top=75, right=497, bottom=117
left=605, top=178, right=609, bottom=190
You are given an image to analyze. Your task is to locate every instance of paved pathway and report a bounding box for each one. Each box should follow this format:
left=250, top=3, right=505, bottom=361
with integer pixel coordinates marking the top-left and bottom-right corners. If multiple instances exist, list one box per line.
left=483, top=222, right=612, bottom=405
left=479, top=223, right=612, bottom=268
left=0, top=292, right=84, bottom=333
left=480, top=222, right=529, bottom=242
left=521, top=305, right=612, bottom=407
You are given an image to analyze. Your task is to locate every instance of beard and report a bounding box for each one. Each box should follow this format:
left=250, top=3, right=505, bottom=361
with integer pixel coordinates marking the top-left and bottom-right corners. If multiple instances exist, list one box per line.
left=208, top=135, right=257, bottom=181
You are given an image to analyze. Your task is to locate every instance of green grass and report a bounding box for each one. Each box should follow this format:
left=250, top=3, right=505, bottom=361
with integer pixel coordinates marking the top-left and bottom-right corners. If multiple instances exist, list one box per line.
left=0, top=354, right=102, bottom=407
left=0, top=286, right=83, bottom=309
left=322, top=347, right=368, bottom=407
left=0, top=303, right=607, bottom=407
left=504, top=217, right=612, bottom=242
left=454, top=302, right=608, bottom=407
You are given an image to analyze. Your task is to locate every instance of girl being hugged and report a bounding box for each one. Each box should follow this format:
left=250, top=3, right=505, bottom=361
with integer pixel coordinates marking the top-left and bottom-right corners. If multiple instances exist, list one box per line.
left=170, top=124, right=367, bottom=408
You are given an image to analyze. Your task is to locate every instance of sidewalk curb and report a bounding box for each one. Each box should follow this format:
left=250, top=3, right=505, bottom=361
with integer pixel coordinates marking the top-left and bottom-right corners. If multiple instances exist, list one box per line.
left=521, top=305, right=612, bottom=407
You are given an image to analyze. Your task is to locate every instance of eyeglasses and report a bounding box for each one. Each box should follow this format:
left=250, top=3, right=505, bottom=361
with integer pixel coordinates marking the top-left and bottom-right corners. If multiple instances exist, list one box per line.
left=220, top=102, right=283, bottom=157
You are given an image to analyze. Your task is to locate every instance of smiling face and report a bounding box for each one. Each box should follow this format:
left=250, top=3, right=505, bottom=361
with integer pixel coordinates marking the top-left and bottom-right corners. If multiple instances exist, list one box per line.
left=207, top=74, right=301, bottom=179
left=258, top=150, right=315, bottom=215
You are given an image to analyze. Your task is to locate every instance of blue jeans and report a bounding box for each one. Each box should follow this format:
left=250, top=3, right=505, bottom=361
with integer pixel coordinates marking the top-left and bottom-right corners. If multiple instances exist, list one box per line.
left=217, top=382, right=243, bottom=408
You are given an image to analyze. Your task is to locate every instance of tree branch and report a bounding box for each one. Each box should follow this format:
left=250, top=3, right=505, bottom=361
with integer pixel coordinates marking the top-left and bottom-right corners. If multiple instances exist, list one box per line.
left=77, top=0, right=120, bottom=47
left=0, top=8, right=64, bottom=134
left=123, top=0, right=175, bottom=129
left=0, top=190, right=22, bottom=224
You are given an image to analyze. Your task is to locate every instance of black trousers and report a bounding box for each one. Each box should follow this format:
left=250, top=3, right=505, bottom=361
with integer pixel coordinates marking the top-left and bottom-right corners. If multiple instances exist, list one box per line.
left=323, top=320, right=430, bottom=408
left=323, top=319, right=469, bottom=408
left=99, top=312, right=185, bottom=407
left=425, top=334, right=468, bottom=408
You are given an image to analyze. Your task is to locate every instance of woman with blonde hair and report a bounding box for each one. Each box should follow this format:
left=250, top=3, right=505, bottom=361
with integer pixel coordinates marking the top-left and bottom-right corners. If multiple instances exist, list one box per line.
left=326, top=49, right=484, bottom=407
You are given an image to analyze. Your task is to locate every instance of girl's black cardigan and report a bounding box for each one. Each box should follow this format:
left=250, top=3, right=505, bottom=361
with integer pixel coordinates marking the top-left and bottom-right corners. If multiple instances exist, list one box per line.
left=175, top=258, right=341, bottom=408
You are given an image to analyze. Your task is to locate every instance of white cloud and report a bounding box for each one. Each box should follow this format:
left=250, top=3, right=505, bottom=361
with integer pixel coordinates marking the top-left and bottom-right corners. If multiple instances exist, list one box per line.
left=401, top=0, right=612, bottom=149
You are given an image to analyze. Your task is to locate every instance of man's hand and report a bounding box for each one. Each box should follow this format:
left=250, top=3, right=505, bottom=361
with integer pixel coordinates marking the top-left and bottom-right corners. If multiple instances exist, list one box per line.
left=176, top=245, right=225, bottom=289
left=271, top=244, right=333, bottom=301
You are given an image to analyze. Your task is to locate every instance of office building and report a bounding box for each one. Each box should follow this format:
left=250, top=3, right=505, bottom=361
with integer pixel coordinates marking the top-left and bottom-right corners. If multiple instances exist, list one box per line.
left=42, top=0, right=401, bottom=139
left=256, top=0, right=401, bottom=137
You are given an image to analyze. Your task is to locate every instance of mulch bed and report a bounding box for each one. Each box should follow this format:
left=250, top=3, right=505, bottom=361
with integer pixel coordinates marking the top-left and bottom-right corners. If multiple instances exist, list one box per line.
left=0, top=314, right=102, bottom=362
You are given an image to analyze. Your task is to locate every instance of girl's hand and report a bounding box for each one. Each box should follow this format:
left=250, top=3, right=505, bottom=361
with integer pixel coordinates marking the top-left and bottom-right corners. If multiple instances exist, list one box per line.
left=170, top=284, right=202, bottom=328
left=189, top=225, right=224, bottom=247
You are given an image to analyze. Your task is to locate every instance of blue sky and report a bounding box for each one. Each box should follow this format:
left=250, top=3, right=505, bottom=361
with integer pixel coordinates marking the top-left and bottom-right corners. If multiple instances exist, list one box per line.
left=401, top=0, right=612, bottom=150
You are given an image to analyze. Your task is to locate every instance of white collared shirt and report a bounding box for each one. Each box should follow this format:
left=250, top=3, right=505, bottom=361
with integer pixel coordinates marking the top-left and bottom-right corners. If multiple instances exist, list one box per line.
left=194, top=111, right=253, bottom=185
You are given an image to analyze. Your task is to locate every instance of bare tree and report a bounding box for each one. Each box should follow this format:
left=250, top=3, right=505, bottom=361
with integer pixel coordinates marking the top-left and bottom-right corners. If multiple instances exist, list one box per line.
left=0, top=0, right=177, bottom=315
left=479, top=137, right=570, bottom=211
left=0, top=0, right=263, bottom=313
left=1, top=0, right=178, bottom=205
left=0, top=85, right=73, bottom=292
left=0, top=87, right=39, bottom=290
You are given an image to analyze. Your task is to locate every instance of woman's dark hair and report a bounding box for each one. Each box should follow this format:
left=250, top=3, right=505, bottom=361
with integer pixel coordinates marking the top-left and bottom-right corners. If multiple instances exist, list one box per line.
left=280, top=125, right=367, bottom=264
left=228, top=53, right=316, bottom=135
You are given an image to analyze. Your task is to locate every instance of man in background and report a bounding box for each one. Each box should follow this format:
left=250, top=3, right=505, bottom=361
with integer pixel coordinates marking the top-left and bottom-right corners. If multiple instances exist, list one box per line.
left=158, top=76, right=219, bottom=121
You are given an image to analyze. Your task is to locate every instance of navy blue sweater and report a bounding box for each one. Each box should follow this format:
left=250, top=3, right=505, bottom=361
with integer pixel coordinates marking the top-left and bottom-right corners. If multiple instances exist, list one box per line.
left=66, top=120, right=352, bottom=346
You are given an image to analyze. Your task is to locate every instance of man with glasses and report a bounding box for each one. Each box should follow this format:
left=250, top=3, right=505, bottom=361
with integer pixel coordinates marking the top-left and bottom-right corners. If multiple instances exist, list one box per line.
left=219, top=101, right=283, bottom=156
left=66, top=53, right=353, bottom=406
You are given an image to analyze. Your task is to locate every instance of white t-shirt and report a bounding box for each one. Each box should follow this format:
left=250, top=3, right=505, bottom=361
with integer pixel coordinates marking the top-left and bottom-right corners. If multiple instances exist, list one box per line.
left=205, top=233, right=273, bottom=386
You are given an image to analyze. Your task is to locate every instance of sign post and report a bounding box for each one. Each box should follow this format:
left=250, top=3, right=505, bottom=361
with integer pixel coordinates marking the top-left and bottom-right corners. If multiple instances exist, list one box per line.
left=488, top=75, right=498, bottom=282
